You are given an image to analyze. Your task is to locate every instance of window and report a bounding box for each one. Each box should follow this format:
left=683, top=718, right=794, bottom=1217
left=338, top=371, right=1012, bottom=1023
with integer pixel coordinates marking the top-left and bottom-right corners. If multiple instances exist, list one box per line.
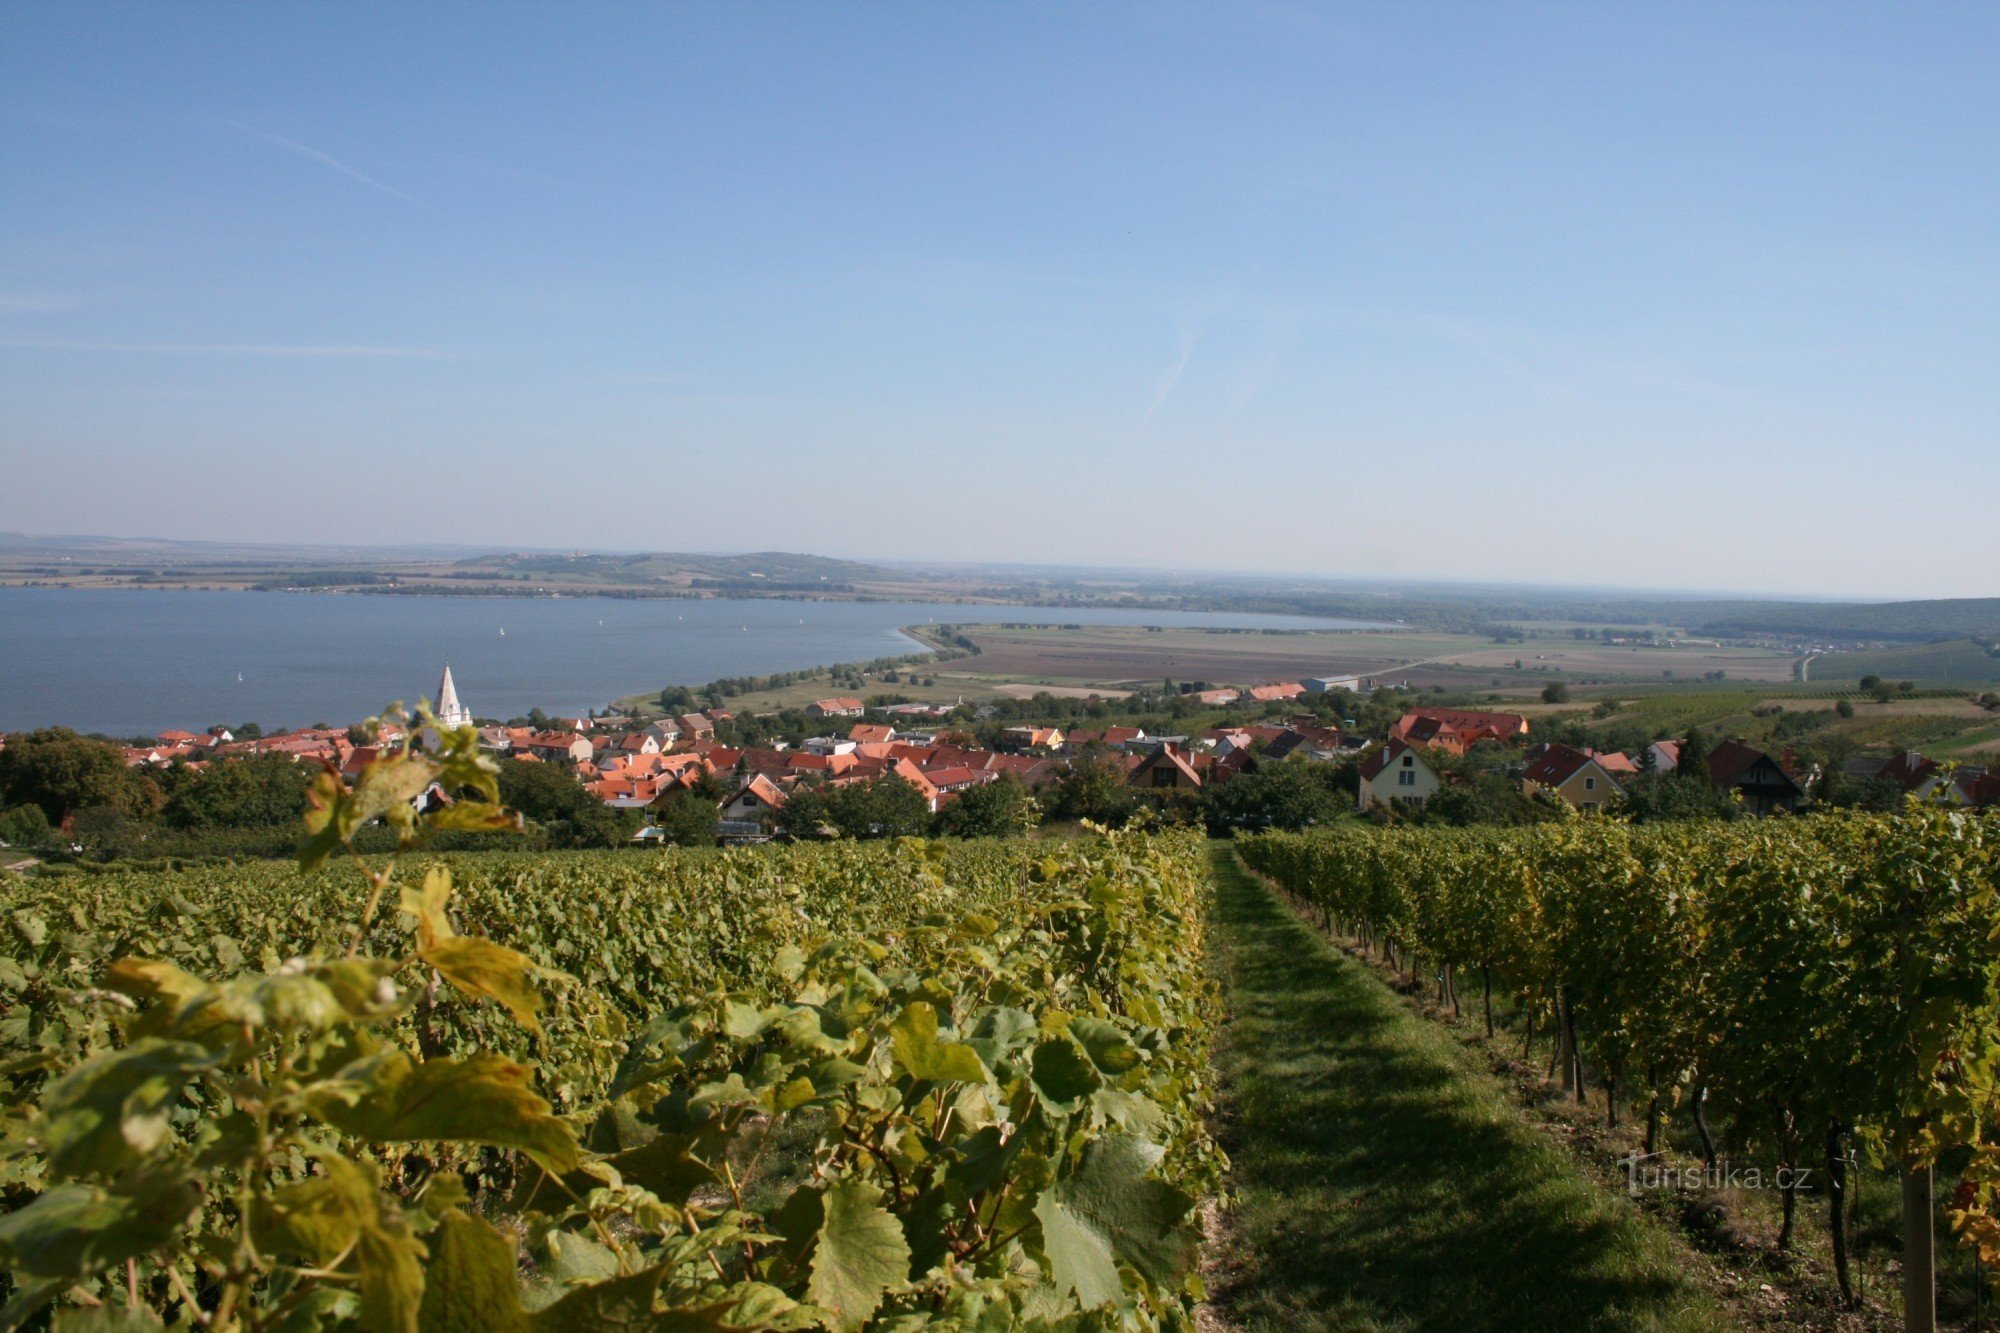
left=1399, top=770, right=1416, bottom=787
left=1582, top=801, right=1599, bottom=812
left=1402, top=755, right=1414, bottom=767
left=1584, top=776, right=1596, bottom=791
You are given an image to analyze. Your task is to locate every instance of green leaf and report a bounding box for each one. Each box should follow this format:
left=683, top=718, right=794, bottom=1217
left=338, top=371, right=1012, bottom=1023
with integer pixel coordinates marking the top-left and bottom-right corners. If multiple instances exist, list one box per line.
left=420, top=1210, right=527, bottom=1333
left=1030, top=1037, right=1100, bottom=1111
left=37, top=1039, right=216, bottom=1179
left=0, top=1169, right=199, bottom=1283
left=1033, top=1134, right=1194, bottom=1309
left=806, top=1180, right=910, bottom=1332
left=257, top=1157, right=375, bottom=1265
left=256, top=1156, right=425, bottom=1333
left=310, top=1049, right=579, bottom=1173
left=603, top=1132, right=715, bottom=1206
left=1067, top=1016, right=1142, bottom=1075
left=423, top=936, right=547, bottom=1035
left=888, top=1001, right=988, bottom=1085
left=529, top=1263, right=666, bottom=1331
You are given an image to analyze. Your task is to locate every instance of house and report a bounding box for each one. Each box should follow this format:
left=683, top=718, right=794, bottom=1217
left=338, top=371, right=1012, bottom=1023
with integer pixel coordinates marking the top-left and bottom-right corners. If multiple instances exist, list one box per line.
left=803, top=736, right=859, bottom=757
left=1131, top=744, right=1204, bottom=791
left=1304, top=675, right=1363, bottom=694
left=923, top=766, right=995, bottom=802
left=1357, top=740, right=1440, bottom=811
left=849, top=723, right=895, bottom=745
left=806, top=697, right=866, bottom=719
left=1706, top=739, right=1806, bottom=816
left=1389, top=709, right=1530, bottom=755
left=1191, top=688, right=1239, bottom=706
left=1001, top=725, right=1064, bottom=751
left=677, top=713, right=716, bottom=741
left=643, top=718, right=683, bottom=746
left=595, top=732, right=661, bottom=761
left=1245, top=682, right=1307, bottom=703
left=981, top=753, right=1059, bottom=787
left=1850, top=751, right=1998, bottom=807
left=523, top=731, right=594, bottom=765
left=1521, top=743, right=1626, bottom=812
left=720, top=773, right=788, bottom=831
left=1645, top=740, right=1681, bottom=773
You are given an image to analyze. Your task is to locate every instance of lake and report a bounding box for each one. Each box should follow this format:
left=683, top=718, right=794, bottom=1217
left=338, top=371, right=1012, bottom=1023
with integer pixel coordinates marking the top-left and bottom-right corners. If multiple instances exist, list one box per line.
left=0, top=588, right=1384, bottom=736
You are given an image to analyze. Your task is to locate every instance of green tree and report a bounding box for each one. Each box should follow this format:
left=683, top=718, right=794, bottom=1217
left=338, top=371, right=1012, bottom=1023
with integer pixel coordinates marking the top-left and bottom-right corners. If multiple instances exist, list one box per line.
left=827, top=776, right=932, bottom=839
left=1541, top=681, right=1571, bottom=704
left=1043, top=754, right=1138, bottom=827
left=0, top=803, right=53, bottom=847
left=0, top=727, right=162, bottom=822
left=934, top=774, right=1037, bottom=838
left=1203, top=761, right=1342, bottom=833
left=1676, top=728, right=1711, bottom=789
left=162, top=754, right=313, bottom=829
left=494, top=759, right=625, bottom=848
left=650, top=789, right=720, bottom=847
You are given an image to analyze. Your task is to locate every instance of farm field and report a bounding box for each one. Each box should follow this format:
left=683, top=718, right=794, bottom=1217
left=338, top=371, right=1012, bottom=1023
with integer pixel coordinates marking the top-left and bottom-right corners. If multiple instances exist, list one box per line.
left=920, top=624, right=1799, bottom=699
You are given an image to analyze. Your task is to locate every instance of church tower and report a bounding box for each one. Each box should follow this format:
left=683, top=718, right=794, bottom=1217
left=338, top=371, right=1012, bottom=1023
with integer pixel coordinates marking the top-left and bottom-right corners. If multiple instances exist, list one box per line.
left=436, top=663, right=472, bottom=730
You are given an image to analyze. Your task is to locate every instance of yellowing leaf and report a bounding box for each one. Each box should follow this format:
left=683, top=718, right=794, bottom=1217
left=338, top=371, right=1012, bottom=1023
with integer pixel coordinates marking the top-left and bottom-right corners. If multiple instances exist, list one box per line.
left=401, top=866, right=455, bottom=950
left=423, top=936, right=546, bottom=1035
left=310, top=1049, right=579, bottom=1174
left=806, top=1181, right=909, bottom=1332
left=888, top=1001, right=989, bottom=1086
left=420, top=1210, right=527, bottom=1333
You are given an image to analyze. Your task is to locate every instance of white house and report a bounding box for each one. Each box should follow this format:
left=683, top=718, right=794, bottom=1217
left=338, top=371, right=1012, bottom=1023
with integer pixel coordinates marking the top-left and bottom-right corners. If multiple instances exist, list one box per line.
left=1357, top=740, right=1440, bottom=811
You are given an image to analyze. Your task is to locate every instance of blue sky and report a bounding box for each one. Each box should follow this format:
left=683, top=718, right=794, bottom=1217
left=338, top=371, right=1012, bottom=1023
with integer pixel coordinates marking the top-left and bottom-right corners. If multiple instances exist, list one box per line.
left=2, top=3, right=1995, bottom=598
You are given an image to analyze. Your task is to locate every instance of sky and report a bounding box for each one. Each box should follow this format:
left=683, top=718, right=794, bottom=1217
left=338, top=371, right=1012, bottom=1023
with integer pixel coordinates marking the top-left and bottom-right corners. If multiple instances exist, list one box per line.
left=1, top=3, right=1995, bottom=600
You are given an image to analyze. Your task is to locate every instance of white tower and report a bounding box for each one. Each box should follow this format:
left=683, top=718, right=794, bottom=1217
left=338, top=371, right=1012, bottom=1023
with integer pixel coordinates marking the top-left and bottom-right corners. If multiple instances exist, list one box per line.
left=436, top=663, right=472, bottom=729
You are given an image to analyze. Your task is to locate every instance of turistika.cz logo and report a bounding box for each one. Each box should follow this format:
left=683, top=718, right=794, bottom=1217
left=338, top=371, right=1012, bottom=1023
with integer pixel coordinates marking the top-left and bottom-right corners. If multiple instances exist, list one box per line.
left=1618, top=1152, right=1818, bottom=1197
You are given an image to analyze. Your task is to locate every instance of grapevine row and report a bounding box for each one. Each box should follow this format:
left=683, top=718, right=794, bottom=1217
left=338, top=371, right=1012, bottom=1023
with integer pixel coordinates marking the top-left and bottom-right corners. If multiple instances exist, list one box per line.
left=0, top=722, right=1224, bottom=1329
left=1238, top=806, right=2000, bottom=1298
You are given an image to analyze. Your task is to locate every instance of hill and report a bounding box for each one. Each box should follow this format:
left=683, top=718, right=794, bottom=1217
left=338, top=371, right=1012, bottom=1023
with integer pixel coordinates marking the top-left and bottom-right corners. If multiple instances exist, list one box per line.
left=1689, top=597, right=2000, bottom=643
left=1812, top=637, right=2000, bottom=685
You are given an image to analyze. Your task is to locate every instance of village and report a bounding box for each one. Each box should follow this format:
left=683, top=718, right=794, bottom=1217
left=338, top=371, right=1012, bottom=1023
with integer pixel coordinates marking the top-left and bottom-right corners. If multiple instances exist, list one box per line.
left=55, top=662, right=1993, bottom=848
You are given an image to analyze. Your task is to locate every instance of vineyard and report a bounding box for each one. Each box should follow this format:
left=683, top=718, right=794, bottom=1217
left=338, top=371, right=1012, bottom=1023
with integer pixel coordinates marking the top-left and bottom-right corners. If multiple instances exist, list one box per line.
left=0, top=727, right=1223, bottom=1329
left=1239, top=807, right=2000, bottom=1316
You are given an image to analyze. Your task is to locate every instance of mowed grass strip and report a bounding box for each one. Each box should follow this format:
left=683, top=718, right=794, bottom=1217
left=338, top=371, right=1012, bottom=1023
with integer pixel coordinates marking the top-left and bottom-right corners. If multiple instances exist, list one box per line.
left=1206, top=845, right=1730, bottom=1333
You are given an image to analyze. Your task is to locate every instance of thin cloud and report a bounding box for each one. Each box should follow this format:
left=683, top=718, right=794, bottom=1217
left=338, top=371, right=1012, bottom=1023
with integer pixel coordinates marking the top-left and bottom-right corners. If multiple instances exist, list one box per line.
left=1144, top=319, right=1199, bottom=420
left=0, top=338, right=448, bottom=358
left=216, top=117, right=421, bottom=205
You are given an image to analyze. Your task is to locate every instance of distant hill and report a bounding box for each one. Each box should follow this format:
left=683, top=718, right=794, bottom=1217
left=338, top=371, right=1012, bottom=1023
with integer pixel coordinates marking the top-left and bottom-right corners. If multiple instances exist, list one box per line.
left=455, top=550, right=892, bottom=588
left=1812, top=638, right=2000, bottom=685
left=1687, top=598, right=2000, bottom=643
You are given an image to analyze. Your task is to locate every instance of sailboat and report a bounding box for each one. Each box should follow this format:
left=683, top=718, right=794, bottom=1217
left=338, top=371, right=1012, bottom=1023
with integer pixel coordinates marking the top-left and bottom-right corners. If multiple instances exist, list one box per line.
left=499, top=627, right=506, bottom=637
left=236, top=673, right=243, bottom=683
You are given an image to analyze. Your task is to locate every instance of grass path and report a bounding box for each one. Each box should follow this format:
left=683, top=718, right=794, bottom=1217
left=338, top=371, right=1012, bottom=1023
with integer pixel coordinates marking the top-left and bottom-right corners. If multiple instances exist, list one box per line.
left=1204, top=844, right=1731, bottom=1332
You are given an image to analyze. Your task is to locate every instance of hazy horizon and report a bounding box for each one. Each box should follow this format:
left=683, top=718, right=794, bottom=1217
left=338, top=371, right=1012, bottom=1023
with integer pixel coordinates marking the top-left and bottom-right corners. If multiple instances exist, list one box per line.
left=3, top=4, right=1996, bottom=599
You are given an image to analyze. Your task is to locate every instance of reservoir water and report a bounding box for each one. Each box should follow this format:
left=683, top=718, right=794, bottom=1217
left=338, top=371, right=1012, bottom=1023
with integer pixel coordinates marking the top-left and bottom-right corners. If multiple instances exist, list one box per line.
left=0, top=587, right=1382, bottom=736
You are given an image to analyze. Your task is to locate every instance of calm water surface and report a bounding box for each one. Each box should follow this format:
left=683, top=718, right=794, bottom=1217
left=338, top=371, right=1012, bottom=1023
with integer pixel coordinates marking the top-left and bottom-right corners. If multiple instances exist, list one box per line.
left=0, top=588, right=1383, bottom=735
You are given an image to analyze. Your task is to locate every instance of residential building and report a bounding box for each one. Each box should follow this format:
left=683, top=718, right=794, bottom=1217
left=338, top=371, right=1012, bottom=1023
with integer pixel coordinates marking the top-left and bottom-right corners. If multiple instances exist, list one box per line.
left=1131, top=744, right=1204, bottom=791
left=1521, top=743, right=1626, bottom=812
left=1357, top=740, right=1440, bottom=811
left=806, top=697, right=866, bottom=719
left=1706, top=739, right=1806, bottom=816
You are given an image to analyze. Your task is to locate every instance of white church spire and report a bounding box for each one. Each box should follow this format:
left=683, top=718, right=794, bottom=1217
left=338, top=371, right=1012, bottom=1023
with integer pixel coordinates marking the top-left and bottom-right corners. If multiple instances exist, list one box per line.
left=436, top=663, right=472, bottom=729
